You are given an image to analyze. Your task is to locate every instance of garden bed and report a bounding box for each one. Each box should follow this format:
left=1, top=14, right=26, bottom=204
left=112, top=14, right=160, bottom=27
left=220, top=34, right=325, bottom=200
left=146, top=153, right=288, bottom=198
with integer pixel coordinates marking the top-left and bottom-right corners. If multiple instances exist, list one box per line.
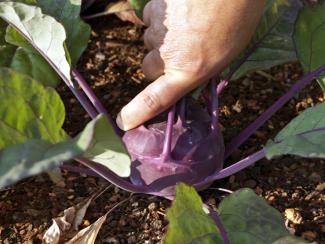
left=0, top=15, right=324, bottom=243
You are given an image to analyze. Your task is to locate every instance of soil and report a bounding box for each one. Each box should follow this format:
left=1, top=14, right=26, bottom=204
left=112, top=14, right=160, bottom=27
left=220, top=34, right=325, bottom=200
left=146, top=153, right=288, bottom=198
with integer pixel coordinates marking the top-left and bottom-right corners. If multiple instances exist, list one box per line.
left=0, top=15, right=324, bottom=244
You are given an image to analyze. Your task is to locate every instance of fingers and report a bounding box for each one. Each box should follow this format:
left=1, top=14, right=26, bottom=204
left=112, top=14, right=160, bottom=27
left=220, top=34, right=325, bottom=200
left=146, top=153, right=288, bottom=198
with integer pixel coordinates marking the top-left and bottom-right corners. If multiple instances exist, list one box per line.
left=143, top=1, right=152, bottom=26
left=116, top=72, right=195, bottom=131
left=142, top=49, right=164, bottom=81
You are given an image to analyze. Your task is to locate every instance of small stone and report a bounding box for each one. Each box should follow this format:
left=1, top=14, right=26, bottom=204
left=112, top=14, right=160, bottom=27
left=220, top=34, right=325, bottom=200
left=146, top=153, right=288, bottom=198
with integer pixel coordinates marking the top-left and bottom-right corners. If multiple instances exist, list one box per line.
left=128, top=29, right=136, bottom=35
left=232, top=100, right=242, bottom=113
left=131, top=202, right=139, bottom=208
left=148, top=202, right=157, bottom=211
left=305, top=192, right=316, bottom=201
left=266, top=195, right=275, bottom=203
left=316, top=182, right=325, bottom=191
left=292, top=192, right=300, bottom=199
left=82, top=220, right=90, bottom=227
left=95, top=53, right=106, bottom=61
left=67, top=195, right=75, bottom=199
left=281, top=192, right=288, bottom=197
left=56, top=181, right=66, bottom=188
left=103, top=237, right=119, bottom=243
left=285, top=208, right=302, bottom=224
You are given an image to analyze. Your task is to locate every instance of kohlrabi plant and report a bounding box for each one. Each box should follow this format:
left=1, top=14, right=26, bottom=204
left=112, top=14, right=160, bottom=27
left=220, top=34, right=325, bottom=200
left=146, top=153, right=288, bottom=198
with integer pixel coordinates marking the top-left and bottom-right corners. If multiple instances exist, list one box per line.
left=0, top=0, right=324, bottom=243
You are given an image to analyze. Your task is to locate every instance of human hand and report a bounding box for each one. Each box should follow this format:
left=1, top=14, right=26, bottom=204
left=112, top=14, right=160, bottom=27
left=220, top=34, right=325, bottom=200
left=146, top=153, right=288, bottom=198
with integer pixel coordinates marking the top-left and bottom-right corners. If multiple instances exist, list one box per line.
left=116, top=0, right=265, bottom=131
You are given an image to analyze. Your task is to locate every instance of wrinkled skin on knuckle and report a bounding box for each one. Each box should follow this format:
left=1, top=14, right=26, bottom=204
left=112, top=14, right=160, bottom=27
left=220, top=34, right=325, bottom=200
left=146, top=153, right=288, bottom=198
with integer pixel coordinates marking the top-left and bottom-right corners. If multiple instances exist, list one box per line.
left=141, top=89, right=163, bottom=114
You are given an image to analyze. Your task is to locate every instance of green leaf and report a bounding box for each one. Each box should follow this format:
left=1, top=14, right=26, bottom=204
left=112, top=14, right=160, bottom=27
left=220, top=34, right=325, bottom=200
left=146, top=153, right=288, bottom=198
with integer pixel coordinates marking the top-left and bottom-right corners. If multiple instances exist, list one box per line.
left=1, top=24, right=60, bottom=87
left=0, top=2, right=74, bottom=87
left=273, top=236, right=314, bottom=244
left=165, top=185, right=307, bottom=244
left=266, top=129, right=325, bottom=159
left=0, top=139, right=66, bottom=189
left=226, top=0, right=301, bottom=79
left=0, top=114, right=131, bottom=189
left=219, top=188, right=308, bottom=244
left=128, top=0, right=149, bottom=17
left=294, top=2, right=325, bottom=89
left=5, top=25, right=34, bottom=51
left=275, top=103, right=325, bottom=141
left=82, top=115, right=131, bottom=178
left=0, top=68, right=66, bottom=148
left=37, top=0, right=91, bottom=65
left=5, top=27, right=61, bottom=87
left=10, top=48, right=60, bottom=87
left=265, top=103, right=325, bottom=159
left=165, top=183, right=222, bottom=244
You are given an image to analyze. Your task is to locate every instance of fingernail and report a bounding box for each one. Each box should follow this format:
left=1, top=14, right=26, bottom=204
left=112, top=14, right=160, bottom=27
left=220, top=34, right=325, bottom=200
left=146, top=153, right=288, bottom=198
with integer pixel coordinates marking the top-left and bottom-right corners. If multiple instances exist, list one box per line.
left=116, top=112, right=126, bottom=131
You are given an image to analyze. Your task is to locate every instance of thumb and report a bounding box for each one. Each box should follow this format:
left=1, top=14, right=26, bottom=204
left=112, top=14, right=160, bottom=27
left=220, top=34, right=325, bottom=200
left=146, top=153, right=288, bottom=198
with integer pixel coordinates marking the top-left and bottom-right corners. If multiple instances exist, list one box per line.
left=116, top=72, right=196, bottom=131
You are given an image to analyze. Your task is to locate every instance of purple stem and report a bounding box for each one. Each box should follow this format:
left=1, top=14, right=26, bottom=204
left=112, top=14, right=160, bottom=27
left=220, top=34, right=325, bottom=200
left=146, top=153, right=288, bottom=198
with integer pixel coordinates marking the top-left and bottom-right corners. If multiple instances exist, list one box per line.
left=61, top=164, right=101, bottom=177
left=212, top=149, right=265, bottom=180
left=194, top=149, right=265, bottom=190
left=72, top=69, right=122, bottom=136
left=216, top=80, right=229, bottom=96
left=69, top=85, right=98, bottom=119
left=225, top=65, right=325, bottom=158
left=204, top=204, right=230, bottom=244
left=162, top=105, right=176, bottom=161
left=72, top=69, right=107, bottom=115
left=75, top=157, right=168, bottom=196
left=211, top=79, right=218, bottom=131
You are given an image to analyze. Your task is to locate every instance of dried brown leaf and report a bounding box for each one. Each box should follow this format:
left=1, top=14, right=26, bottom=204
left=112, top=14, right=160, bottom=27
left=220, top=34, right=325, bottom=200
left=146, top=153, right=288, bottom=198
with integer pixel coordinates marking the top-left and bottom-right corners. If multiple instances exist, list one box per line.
left=105, top=1, right=132, bottom=14
left=43, top=207, right=75, bottom=244
left=65, top=213, right=108, bottom=244
left=72, top=197, right=93, bottom=230
left=43, top=195, right=95, bottom=243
